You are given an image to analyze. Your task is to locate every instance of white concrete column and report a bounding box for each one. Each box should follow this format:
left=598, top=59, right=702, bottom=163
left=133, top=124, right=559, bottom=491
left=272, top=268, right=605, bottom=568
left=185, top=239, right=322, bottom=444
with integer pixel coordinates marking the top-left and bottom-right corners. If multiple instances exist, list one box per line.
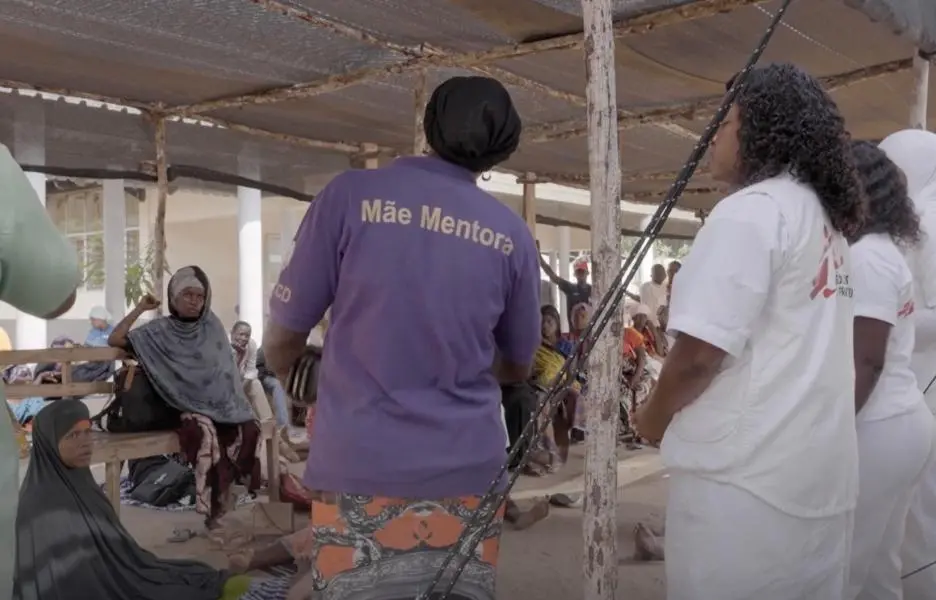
left=637, top=216, right=655, bottom=286
left=911, top=50, right=930, bottom=130
left=103, top=179, right=127, bottom=320
left=13, top=104, right=48, bottom=349
left=548, top=250, right=560, bottom=307
left=237, top=158, right=264, bottom=342
left=557, top=225, right=571, bottom=333
left=279, top=207, right=301, bottom=266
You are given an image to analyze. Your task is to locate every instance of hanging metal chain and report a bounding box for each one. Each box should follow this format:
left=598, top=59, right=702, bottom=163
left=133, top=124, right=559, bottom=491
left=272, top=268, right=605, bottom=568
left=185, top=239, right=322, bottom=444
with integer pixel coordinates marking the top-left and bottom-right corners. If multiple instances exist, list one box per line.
left=414, top=2, right=797, bottom=597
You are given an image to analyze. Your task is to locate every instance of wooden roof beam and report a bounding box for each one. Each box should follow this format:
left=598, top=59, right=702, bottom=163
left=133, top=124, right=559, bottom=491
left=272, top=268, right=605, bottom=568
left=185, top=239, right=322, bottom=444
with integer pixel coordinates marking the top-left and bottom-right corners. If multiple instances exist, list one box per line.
left=167, top=0, right=768, bottom=116
left=0, top=79, right=395, bottom=156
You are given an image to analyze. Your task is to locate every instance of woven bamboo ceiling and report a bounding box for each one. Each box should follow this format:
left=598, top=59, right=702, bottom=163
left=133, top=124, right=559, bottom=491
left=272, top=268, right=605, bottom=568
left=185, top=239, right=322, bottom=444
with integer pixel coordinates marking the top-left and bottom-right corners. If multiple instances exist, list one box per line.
left=0, top=0, right=934, bottom=213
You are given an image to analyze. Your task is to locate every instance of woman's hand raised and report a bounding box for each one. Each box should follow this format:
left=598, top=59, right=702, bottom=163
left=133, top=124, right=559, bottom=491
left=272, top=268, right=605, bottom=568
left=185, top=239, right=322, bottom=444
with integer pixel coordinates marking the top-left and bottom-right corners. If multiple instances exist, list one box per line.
left=137, top=293, right=160, bottom=312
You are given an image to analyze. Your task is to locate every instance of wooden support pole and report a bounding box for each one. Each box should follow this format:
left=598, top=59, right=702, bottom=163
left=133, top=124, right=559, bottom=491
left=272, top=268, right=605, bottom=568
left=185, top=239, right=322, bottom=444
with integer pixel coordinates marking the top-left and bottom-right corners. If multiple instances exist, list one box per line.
left=580, top=0, right=622, bottom=596
left=519, top=172, right=538, bottom=234
left=351, top=143, right=380, bottom=169
left=414, top=70, right=429, bottom=155
left=152, top=115, right=169, bottom=311
left=911, top=50, right=930, bottom=130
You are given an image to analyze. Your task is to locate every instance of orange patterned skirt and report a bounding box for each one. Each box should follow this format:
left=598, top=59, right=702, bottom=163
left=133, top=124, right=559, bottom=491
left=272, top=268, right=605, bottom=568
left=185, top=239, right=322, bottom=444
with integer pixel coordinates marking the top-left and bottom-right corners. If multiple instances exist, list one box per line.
left=278, top=493, right=503, bottom=600
left=246, top=405, right=503, bottom=599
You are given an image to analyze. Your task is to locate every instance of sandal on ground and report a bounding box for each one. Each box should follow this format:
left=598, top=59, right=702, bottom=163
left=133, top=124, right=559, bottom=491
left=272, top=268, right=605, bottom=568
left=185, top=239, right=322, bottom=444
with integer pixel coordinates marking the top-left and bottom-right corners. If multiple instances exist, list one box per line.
left=167, top=528, right=199, bottom=543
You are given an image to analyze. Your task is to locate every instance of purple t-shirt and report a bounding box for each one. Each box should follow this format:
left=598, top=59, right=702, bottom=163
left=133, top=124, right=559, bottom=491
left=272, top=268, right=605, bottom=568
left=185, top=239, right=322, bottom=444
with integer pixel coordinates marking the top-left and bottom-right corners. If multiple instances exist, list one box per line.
left=269, top=156, right=541, bottom=499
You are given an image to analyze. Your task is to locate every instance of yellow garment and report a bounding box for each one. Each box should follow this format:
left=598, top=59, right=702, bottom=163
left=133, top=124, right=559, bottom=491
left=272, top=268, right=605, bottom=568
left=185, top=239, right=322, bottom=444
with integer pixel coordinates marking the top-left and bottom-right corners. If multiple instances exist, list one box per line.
left=219, top=575, right=251, bottom=599
left=0, top=327, right=10, bottom=351
left=533, top=344, right=580, bottom=392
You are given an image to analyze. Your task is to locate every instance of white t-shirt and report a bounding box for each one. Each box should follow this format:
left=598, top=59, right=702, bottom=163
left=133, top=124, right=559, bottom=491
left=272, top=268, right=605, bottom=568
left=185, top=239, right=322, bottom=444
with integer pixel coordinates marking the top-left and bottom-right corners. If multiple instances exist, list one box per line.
left=908, top=204, right=936, bottom=410
left=852, top=233, right=924, bottom=422
left=639, top=280, right=667, bottom=326
left=662, top=173, right=858, bottom=519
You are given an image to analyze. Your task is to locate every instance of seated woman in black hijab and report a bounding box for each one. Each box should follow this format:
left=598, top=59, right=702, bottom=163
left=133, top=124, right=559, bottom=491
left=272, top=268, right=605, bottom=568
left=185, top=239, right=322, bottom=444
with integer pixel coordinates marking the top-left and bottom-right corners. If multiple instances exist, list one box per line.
left=13, top=400, right=251, bottom=600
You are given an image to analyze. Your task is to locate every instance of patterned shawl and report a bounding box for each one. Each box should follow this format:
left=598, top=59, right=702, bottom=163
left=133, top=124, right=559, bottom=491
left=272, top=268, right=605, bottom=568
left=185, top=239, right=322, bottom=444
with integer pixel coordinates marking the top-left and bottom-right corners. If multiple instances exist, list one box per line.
left=127, top=266, right=254, bottom=424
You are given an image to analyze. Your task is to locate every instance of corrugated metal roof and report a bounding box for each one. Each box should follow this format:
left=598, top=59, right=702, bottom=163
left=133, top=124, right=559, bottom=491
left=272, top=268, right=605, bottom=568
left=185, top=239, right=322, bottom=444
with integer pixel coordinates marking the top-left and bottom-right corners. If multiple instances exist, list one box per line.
left=0, top=0, right=933, bottom=213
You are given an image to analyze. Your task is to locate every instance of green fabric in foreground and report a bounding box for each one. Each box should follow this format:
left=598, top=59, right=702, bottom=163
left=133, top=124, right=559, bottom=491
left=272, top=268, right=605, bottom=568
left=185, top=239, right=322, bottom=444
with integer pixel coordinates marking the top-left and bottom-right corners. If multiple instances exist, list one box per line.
left=221, top=575, right=252, bottom=600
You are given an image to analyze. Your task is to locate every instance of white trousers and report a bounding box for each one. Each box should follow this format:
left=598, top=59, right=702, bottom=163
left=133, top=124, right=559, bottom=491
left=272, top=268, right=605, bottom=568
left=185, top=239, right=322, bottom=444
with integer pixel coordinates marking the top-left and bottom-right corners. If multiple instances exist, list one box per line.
left=849, top=403, right=933, bottom=600
left=665, top=473, right=852, bottom=600
left=902, top=410, right=936, bottom=600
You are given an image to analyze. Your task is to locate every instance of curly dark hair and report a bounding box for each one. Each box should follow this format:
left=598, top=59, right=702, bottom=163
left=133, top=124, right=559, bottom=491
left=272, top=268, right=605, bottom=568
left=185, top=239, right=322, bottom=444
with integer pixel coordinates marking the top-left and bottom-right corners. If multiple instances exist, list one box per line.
left=728, top=64, right=865, bottom=237
left=850, top=140, right=921, bottom=246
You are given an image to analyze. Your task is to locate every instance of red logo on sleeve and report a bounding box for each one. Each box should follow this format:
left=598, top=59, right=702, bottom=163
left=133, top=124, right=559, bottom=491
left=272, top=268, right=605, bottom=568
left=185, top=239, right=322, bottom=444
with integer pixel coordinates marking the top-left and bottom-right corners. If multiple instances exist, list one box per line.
left=898, top=300, right=915, bottom=318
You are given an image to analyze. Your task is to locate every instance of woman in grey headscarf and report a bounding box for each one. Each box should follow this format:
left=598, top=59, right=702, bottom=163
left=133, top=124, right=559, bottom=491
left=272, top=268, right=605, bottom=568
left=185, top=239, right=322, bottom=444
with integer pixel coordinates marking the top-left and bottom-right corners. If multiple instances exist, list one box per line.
left=14, top=399, right=252, bottom=600
left=108, top=266, right=260, bottom=529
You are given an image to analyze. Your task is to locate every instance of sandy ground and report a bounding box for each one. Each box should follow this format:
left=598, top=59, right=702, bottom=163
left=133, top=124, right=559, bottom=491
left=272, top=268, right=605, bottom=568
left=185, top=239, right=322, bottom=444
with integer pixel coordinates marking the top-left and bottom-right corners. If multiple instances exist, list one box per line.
left=21, top=396, right=670, bottom=599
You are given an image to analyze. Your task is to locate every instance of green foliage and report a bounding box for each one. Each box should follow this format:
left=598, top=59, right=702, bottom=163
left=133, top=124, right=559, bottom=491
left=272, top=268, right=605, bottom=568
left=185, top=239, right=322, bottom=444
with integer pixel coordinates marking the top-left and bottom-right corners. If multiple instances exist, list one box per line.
left=124, top=241, right=171, bottom=307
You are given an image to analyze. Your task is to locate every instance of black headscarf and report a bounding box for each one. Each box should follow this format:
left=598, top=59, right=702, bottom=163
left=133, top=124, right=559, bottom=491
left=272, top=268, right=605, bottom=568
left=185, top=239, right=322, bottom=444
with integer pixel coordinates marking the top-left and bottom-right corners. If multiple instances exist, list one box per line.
left=14, top=400, right=229, bottom=600
left=423, top=76, right=522, bottom=173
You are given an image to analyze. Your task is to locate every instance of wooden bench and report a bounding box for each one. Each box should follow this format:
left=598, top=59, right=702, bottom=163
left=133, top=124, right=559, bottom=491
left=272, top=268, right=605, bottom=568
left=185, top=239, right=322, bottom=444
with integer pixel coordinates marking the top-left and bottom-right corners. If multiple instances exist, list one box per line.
left=90, top=420, right=279, bottom=512
left=2, top=346, right=119, bottom=400
left=1, top=346, right=281, bottom=514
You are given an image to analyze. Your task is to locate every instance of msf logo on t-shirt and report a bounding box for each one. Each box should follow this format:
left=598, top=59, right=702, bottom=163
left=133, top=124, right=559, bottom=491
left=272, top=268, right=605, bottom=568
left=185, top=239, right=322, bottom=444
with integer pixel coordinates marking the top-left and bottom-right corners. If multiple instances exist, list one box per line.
left=898, top=300, right=915, bottom=319
left=810, top=226, right=851, bottom=300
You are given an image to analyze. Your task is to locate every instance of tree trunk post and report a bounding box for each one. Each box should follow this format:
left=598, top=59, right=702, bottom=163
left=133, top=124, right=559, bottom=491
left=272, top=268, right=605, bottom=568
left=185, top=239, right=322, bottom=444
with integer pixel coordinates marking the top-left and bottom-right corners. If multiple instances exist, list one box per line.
left=414, top=70, right=429, bottom=155
left=152, top=114, right=169, bottom=312
left=351, top=142, right=380, bottom=169
left=911, top=50, right=930, bottom=130
left=580, top=0, right=622, bottom=597
left=519, top=172, right=538, bottom=234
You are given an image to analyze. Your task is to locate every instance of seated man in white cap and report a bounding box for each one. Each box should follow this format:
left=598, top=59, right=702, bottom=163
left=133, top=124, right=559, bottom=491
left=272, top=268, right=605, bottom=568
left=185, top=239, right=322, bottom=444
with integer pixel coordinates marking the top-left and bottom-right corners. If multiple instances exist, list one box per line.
left=85, top=306, right=114, bottom=347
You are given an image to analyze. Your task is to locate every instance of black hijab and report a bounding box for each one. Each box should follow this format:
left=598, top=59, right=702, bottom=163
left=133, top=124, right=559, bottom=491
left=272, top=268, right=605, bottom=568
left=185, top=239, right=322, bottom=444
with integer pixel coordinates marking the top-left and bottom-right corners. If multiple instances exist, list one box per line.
left=14, top=400, right=228, bottom=600
left=423, top=76, right=522, bottom=172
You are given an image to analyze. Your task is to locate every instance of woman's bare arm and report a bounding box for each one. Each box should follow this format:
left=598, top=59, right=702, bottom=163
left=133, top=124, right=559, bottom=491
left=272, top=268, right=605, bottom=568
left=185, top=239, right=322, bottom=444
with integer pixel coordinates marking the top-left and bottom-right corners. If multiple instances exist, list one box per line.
left=108, top=305, right=148, bottom=349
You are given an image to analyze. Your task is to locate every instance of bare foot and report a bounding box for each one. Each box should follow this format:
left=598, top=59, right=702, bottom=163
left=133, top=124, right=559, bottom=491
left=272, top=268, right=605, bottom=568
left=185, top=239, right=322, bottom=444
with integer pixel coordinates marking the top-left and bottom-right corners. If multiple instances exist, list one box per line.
left=513, top=498, right=550, bottom=531
left=633, top=522, right=664, bottom=561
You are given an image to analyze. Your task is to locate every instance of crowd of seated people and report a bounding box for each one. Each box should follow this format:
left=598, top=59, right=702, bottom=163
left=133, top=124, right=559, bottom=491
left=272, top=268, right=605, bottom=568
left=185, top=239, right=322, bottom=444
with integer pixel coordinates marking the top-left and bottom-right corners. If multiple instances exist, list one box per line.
left=3, top=313, right=118, bottom=428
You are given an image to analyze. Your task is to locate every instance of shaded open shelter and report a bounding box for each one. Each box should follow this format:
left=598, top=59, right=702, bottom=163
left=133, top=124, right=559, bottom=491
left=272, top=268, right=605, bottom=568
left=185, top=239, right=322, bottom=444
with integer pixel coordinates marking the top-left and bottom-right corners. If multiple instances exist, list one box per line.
left=0, top=0, right=934, bottom=214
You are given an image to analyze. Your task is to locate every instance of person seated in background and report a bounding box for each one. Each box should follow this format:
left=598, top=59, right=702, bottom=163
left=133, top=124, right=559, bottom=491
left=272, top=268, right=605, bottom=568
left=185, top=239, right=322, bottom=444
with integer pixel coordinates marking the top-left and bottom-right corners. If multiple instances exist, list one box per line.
left=533, top=304, right=580, bottom=466
left=32, top=336, right=76, bottom=384
left=33, top=335, right=115, bottom=393
left=564, top=302, right=591, bottom=442
left=629, top=303, right=667, bottom=358
left=620, top=324, right=655, bottom=447
left=4, top=365, right=44, bottom=428
left=108, top=266, right=260, bottom=530
left=85, top=305, right=114, bottom=347
left=230, top=321, right=299, bottom=463
left=13, top=400, right=250, bottom=600
left=255, top=344, right=305, bottom=448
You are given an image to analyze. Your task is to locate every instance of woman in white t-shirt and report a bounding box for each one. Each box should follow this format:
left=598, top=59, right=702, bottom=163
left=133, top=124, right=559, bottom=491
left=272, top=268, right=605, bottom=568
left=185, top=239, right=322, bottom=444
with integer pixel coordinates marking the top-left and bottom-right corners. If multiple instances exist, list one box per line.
left=879, top=129, right=936, bottom=599
left=634, top=64, right=865, bottom=600
left=847, top=141, right=933, bottom=599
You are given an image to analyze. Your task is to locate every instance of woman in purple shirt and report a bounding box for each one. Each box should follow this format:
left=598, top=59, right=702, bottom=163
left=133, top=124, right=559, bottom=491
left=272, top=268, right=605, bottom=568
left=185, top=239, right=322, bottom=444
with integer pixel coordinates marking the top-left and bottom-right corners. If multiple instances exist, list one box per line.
left=260, top=76, right=540, bottom=600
